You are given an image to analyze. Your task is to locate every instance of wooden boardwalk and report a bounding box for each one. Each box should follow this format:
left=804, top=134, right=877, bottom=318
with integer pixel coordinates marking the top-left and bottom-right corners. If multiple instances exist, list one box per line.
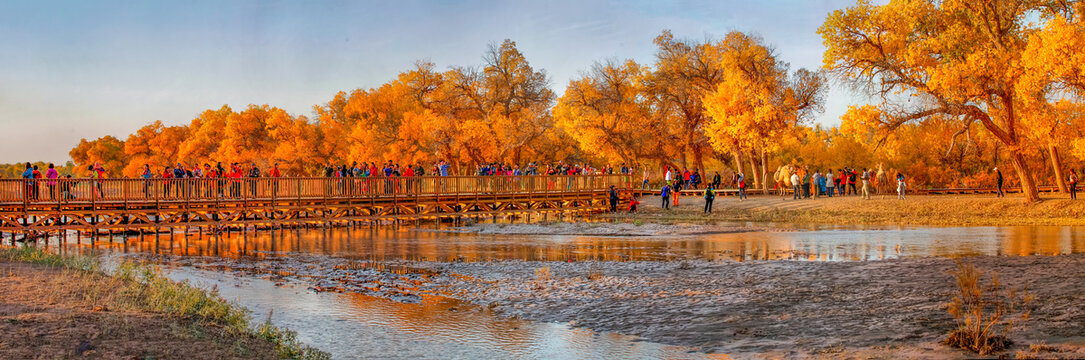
left=0, top=175, right=637, bottom=235
left=0, top=174, right=1059, bottom=238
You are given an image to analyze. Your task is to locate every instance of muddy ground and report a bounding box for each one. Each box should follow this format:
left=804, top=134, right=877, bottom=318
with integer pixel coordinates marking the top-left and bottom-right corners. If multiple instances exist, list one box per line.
left=150, top=252, right=1085, bottom=359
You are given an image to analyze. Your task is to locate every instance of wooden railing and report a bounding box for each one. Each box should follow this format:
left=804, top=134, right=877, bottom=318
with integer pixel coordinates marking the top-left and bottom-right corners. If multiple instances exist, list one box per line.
left=0, top=175, right=640, bottom=204
left=2, top=175, right=1055, bottom=205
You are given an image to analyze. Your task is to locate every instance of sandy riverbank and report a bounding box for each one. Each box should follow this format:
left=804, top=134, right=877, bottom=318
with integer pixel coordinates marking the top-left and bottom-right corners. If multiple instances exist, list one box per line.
left=622, top=193, right=1085, bottom=226
left=149, top=251, right=1085, bottom=359
left=445, top=222, right=768, bottom=236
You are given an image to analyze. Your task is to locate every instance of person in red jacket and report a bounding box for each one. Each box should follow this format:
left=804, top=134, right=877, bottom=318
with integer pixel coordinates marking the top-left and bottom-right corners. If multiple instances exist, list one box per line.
left=31, top=165, right=42, bottom=200
left=230, top=163, right=243, bottom=197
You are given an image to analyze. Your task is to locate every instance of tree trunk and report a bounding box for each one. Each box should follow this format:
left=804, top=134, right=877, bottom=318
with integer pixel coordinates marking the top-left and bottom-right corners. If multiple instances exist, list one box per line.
left=1009, top=150, right=1040, bottom=202
left=760, top=148, right=769, bottom=194
left=1049, top=145, right=1068, bottom=193
left=693, top=147, right=706, bottom=173
left=733, top=149, right=745, bottom=177
left=748, top=151, right=761, bottom=190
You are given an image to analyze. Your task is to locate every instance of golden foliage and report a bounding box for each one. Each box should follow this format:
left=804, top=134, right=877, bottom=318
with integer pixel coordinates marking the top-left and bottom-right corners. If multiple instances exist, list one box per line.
left=69, top=136, right=127, bottom=177
left=554, top=60, right=672, bottom=165
left=818, top=0, right=1071, bottom=201
left=703, top=32, right=825, bottom=156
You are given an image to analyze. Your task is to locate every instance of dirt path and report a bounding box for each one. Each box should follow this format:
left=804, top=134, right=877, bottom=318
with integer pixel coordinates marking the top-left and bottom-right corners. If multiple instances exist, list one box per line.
left=0, top=261, right=281, bottom=359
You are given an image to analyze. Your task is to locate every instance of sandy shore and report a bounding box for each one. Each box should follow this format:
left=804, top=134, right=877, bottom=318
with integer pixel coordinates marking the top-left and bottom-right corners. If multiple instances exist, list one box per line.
left=625, top=193, right=1085, bottom=226
left=150, top=252, right=1085, bottom=358
left=445, top=222, right=766, bottom=236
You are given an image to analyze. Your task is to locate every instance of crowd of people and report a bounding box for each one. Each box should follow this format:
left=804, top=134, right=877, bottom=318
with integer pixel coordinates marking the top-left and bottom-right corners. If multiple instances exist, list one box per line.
left=639, top=165, right=914, bottom=215
left=11, top=159, right=650, bottom=201
left=17, top=162, right=67, bottom=201
left=780, top=167, right=907, bottom=201
left=20, top=159, right=1084, bottom=210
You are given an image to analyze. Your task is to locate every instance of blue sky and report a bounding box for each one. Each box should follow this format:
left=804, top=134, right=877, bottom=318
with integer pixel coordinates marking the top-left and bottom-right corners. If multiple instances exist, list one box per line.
left=0, top=0, right=863, bottom=163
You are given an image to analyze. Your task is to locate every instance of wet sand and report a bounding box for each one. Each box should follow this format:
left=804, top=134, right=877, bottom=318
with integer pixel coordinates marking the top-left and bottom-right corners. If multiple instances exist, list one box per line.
left=150, top=252, right=1085, bottom=358
left=430, top=255, right=1085, bottom=358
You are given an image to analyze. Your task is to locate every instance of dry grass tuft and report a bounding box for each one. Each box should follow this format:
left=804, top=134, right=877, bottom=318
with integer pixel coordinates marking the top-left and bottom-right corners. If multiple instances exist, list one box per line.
left=1013, top=341, right=1080, bottom=359
left=534, top=266, right=551, bottom=289
left=943, top=261, right=1034, bottom=355
left=586, top=266, right=603, bottom=281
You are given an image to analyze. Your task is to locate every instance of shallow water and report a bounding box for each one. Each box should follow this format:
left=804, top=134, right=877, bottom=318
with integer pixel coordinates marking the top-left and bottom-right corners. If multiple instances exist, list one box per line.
left=61, top=224, right=1085, bottom=262
left=149, top=263, right=720, bottom=360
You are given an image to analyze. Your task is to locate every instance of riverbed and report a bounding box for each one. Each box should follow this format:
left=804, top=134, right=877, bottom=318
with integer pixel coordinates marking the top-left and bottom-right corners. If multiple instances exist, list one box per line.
left=46, top=223, right=1085, bottom=358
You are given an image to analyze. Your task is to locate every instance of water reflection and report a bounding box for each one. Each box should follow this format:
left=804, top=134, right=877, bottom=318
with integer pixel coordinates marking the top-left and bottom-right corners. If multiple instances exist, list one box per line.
left=160, top=265, right=723, bottom=360
left=58, top=225, right=1085, bottom=262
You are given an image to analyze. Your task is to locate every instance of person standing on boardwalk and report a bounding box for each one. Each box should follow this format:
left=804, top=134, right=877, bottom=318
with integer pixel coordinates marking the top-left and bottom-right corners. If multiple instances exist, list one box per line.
left=270, top=163, right=282, bottom=196
left=1069, top=169, right=1078, bottom=200
left=248, top=163, right=261, bottom=197
left=994, top=167, right=1004, bottom=198
left=712, top=171, right=721, bottom=189
left=31, top=165, right=41, bottom=200
left=21, top=163, right=33, bottom=201
left=90, top=164, right=105, bottom=198
left=162, top=165, right=174, bottom=197
left=46, top=163, right=58, bottom=200
left=896, top=172, right=907, bottom=200
left=141, top=164, right=153, bottom=198
left=703, top=186, right=715, bottom=213
left=230, top=163, right=243, bottom=197
left=202, top=164, right=214, bottom=197
left=642, top=168, right=650, bottom=190
left=660, top=183, right=671, bottom=210
left=173, top=163, right=186, bottom=197
left=608, top=185, right=619, bottom=213
left=439, top=160, right=450, bottom=176
left=664, top=166, right=673, bottom=186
